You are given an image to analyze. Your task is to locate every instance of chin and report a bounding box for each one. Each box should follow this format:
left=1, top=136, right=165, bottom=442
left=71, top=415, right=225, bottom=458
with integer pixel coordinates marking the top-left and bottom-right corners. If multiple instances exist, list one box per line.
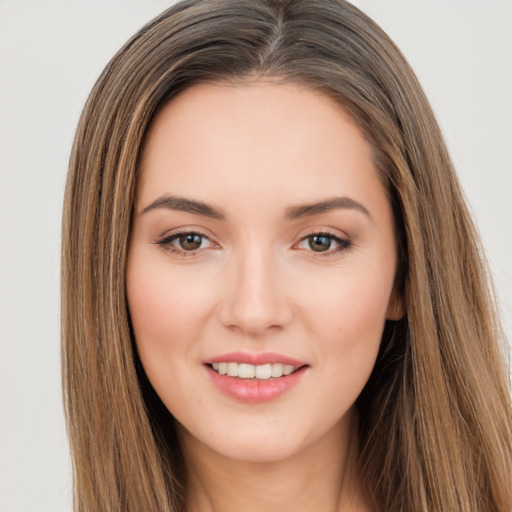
left=178, top=409, right=350, bottom=465
left=206, top=433, right=309, bottom=463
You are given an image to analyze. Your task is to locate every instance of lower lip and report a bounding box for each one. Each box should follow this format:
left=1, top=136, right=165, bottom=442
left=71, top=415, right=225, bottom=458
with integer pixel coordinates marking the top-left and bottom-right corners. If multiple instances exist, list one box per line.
left=206, top=366, right=307, bottom=404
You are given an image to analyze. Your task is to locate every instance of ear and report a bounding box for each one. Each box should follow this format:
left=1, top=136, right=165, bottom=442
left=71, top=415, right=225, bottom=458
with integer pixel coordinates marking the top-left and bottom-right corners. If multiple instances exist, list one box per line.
left=386, top=286, right=405, bottom=321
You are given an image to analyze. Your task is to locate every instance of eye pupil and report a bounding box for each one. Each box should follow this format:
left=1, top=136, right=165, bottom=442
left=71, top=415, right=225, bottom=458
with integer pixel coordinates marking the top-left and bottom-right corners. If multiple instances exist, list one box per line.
left=308, top=235, right=332, bottom=252
left=179, top=234, right=202, bottom=250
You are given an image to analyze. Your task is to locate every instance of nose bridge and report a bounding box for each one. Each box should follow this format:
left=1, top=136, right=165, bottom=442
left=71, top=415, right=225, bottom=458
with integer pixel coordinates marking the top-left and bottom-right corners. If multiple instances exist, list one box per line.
left=219, top=238, right=292, bottom=333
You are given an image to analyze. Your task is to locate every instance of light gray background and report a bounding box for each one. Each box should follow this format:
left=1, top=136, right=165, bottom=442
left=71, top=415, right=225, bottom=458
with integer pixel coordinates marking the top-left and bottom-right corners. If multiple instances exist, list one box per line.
left=1, top=1, right=511, bottom=511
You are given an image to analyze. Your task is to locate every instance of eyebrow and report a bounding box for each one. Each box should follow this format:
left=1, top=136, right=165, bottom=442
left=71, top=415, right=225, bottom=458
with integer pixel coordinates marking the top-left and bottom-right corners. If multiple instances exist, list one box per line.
left=141, top=195, right=225, bottom=220
left=285, top=196, right=371, bottom=220
left=141, top=194, right=371, bottom=221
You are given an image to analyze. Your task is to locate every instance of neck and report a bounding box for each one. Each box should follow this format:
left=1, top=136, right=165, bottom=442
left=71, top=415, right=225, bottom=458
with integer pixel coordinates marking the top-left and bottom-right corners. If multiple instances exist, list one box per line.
left=179, top=410, right=370, bottom=512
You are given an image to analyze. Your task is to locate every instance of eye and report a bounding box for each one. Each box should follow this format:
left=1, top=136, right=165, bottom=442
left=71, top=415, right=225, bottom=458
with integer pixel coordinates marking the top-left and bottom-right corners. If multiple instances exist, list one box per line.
left=157, top=231, right=217, bottom=255
left=297, top=232, right=351, bottom=254
left=176, top=233, right=205, bottom=251
left=307, top=234, right=333, bottom=252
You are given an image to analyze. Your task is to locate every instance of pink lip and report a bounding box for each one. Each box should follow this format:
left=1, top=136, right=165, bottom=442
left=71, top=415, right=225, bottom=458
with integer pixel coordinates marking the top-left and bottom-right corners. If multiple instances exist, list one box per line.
left=203, top=352, right=309, bottom=404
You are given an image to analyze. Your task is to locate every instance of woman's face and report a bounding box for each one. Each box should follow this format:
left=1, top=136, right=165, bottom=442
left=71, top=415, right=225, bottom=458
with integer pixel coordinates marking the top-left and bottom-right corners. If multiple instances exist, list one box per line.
left=127, top=82, right=400, bottom=462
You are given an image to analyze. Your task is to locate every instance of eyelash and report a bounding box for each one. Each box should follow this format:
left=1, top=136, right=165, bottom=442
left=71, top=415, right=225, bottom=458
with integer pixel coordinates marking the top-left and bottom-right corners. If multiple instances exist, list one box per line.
left=155, top=230, right=352, bottom=257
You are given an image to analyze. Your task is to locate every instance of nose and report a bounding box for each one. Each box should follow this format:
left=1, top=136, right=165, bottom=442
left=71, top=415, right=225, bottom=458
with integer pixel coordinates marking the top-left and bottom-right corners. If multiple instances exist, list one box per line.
left=217, top=245, right=293, bottom=335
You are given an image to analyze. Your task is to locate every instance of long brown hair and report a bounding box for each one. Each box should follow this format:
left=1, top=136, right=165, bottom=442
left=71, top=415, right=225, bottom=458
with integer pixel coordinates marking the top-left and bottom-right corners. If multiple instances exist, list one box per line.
left=61, top=1, right=512, bottom=510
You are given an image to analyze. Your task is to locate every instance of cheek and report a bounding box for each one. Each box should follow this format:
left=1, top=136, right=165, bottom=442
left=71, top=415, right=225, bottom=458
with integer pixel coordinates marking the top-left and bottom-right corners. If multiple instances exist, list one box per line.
left=298, top=263, right=393, bottom=392
left=126, top=251, right=213, bottom=365
left=126, top=253, right=220, bottom=416
left=300, top=260, right=392, bottom=340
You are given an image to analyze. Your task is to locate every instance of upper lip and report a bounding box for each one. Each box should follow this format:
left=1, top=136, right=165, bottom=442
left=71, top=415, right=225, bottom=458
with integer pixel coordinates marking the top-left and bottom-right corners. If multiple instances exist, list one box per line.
left=204, top=352, right=308, bottom=367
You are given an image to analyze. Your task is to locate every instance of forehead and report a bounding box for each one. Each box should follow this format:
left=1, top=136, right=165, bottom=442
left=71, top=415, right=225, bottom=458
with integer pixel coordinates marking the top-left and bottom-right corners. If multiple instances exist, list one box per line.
left=137, top=81, right=386, bottom=216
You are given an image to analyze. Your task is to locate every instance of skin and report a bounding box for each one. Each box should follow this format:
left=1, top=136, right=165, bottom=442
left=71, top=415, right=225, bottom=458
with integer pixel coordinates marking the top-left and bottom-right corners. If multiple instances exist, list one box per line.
left=127, top=81, right=401, bottom=512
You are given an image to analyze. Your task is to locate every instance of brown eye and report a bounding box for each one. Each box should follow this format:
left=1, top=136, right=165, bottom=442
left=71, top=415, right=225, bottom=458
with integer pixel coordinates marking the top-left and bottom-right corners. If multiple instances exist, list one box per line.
left=179, top=233, right=203, bottom=250
left=307, top=235, right=332, bottom=252
left=296, top=232, right=352, bottom=255
left=157, top=231, right=217, bottom=255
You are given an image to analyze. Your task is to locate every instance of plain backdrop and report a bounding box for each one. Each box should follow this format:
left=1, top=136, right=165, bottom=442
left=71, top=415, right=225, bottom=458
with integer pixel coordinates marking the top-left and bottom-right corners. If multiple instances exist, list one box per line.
left=0, top=1, right=511, bottom=511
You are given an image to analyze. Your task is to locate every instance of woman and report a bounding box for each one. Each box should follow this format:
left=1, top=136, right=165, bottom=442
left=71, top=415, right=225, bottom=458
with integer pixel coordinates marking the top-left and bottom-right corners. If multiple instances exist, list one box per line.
left=61, top=0, right=512, bottom=511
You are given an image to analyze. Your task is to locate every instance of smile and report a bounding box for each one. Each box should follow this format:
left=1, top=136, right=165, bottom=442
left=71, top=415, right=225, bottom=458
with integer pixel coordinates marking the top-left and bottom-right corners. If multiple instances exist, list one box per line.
left=210, top=362, right=297, bottom=380
left=204, top=353, right=309, bottom=403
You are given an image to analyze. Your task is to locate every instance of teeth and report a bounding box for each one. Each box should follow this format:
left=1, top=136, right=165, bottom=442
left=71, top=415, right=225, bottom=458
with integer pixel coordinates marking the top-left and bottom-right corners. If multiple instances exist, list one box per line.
left=227, top=362, right=238, bottom=377
left=210, top=362, right=298, bottom=379
left=271, top=363, right=283, bottom=377
left=238, top=364, right=255, bottom=378
left=255, top=364, right=271, bottom=379
left=283, top=364, right=294, bottom=375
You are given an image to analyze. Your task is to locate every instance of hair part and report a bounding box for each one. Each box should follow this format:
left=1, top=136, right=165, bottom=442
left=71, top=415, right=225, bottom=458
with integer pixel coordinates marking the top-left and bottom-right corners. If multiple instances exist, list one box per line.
left=62, top=1, right=512, bottom=510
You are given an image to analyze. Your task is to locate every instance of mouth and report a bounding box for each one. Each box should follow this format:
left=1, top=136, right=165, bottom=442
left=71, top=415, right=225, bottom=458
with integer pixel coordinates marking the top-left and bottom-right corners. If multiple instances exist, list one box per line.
left=207, top=362, right=301, bottom=380
left=203, top=353, right=309, bottom=403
